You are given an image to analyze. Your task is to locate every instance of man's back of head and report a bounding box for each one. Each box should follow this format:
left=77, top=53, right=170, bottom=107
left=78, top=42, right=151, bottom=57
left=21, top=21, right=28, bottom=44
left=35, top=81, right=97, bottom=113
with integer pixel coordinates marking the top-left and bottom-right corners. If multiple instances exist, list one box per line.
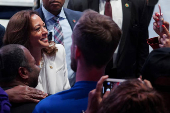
left=0, top=44, right=40, bottom=88
left=72, top=9, right=121, bottom=69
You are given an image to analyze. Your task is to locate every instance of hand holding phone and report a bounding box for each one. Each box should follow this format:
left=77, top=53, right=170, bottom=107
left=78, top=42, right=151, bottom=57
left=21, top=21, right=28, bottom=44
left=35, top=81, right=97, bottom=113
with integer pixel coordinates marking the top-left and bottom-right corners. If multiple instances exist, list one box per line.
left=158, top=5, right=164, bottom=33
left=102, top=78, right=126, bottom=95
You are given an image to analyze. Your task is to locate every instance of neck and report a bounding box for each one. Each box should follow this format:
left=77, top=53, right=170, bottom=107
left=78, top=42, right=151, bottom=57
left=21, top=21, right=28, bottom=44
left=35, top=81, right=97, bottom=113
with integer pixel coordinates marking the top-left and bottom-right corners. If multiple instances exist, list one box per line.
left=29, top=47, right=42, bottom=65
left=0, top=80, right=27, bottom=88
left=51, top=10, right=61, bottom=16
left=76, top=62, right=105, bottom=82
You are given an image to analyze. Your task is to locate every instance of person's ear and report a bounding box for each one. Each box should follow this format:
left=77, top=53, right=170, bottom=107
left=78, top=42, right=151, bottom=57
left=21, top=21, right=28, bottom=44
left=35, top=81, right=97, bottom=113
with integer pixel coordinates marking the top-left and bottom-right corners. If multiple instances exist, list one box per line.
left=18, top=67, right=29, bottom=80
left=75, top=45, right=81, bottom=59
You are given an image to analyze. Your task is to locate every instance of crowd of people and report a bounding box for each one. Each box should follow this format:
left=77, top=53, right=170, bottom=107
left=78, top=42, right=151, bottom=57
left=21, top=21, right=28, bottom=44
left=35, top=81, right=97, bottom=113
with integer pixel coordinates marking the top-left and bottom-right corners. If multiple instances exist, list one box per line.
left=0, top=0, right=170, bottom=113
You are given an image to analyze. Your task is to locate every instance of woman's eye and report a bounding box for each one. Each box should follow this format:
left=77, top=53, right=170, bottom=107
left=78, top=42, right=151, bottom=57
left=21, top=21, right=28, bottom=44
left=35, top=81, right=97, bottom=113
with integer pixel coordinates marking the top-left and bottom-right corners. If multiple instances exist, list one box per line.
left=35, top=27, right=40, bottom=31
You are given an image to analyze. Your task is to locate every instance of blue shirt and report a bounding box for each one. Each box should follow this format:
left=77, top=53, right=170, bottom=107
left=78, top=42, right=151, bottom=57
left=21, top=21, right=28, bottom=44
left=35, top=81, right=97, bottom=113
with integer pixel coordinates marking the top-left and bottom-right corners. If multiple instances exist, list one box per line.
left=33, top=81, right=97, bottom=113
left=42, top=6, right=75, bottom=86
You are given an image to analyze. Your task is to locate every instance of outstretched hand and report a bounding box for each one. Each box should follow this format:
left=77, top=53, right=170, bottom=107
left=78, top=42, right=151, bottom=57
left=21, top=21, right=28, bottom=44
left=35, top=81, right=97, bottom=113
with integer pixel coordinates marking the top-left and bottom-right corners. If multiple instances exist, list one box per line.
left=153, top=12, right=170, bottom=48
left=5, top=85, right=48, bottom=103
left=153, top=12, right=169, bottom=37
left=85, top=75, right=110, bottom=113
left=159, top=25, right=170, bottom=48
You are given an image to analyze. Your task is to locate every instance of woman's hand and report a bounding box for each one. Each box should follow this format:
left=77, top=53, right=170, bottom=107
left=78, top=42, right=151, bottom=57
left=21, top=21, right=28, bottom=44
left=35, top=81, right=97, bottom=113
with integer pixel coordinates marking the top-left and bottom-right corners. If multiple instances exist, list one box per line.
left=159, top=25, right=170, bottom=48
left=153, top=12, right=169, bottom=37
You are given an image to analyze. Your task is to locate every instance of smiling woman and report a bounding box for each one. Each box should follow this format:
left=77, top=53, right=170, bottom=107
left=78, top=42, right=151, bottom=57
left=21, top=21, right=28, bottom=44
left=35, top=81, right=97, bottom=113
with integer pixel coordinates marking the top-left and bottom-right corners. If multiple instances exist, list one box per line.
left=3, top=10, right=71, bottom=94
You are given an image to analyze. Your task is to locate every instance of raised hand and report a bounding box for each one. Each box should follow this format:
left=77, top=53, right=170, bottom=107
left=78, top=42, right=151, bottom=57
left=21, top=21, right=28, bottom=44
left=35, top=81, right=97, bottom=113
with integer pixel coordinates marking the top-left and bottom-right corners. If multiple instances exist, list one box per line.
left=85, top=75, right=110, bottom=113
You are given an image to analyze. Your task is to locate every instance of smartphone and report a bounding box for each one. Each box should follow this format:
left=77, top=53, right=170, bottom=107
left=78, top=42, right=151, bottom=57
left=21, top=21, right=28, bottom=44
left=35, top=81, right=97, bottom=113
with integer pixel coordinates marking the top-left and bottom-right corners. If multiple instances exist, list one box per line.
left=158, top=5, right=164, bottom=33
left=102, top=78, right=126, bottom=95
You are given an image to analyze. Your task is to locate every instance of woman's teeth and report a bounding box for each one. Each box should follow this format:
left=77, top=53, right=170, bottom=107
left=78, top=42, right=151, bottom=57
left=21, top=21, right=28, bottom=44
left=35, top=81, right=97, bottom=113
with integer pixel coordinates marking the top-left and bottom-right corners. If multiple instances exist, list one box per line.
left=40, top=38, right=48, bottom=41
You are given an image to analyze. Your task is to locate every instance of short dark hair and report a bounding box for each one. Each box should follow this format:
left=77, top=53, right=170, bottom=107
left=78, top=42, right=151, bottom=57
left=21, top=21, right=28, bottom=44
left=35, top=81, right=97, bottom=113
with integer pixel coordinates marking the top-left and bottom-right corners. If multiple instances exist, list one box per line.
left=0, top=44, right=32, bottom=82
left=98, top=79, right=167, bottom=113
left=72, top=10, right=121, bottom=68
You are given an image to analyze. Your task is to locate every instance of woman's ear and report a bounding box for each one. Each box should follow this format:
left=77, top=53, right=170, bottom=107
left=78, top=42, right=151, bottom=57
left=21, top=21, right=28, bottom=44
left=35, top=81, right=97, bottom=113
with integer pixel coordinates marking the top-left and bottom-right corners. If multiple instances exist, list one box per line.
left=18, top=67, right=29, bottom=79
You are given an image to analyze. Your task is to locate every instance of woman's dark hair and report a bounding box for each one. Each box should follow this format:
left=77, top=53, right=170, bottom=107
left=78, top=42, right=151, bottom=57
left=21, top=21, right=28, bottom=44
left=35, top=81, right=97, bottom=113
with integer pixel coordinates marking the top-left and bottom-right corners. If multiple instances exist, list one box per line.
left=98, top=79, right=167, bottom=113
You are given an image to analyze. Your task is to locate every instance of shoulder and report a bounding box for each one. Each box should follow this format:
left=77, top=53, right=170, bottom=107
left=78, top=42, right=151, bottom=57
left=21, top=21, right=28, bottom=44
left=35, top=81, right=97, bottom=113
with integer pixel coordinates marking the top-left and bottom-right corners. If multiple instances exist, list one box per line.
left=33, top=93, right=64, bottom=113
left=67, top=0, right=89, bottom=8
left=130, top=0, right=147, bottom=6
left=55, top=44, right=65, bottom=51
left=0, top=24, right=5, bottom=38
left=0, top=24, right=5, bottom=32
left=64, top=8, right=82, bottom=16
left=35, top=7, right=42, bottom=14
left=35, top=7, right=44, bottom=20
left=54, top=44, right=66, bottom=58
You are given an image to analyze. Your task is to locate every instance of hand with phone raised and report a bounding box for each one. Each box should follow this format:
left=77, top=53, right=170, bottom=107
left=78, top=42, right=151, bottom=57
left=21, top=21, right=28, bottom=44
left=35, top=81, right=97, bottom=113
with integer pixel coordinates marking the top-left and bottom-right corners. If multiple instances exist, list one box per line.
left=85, top=75, right=110, bottom=113
left=153, top=5, right=170, bottom=48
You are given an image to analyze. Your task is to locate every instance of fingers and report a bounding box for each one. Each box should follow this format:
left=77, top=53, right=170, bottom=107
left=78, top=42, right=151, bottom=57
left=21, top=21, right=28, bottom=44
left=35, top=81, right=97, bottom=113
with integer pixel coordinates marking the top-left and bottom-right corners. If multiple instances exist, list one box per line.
left=143, top=79, right=153, bottom=89
left=164, top=21, right=169, bottom=30
left=162, top=25, right=169, bottom=34
left=103, top=91, right=110, bottom=100
left=159, top=25, right=170, bottom=48
left=153, top=12, right=159, bottom=21
left=28, top=87, right=48, bottom=96
left=95, top=75, right=109, bottom=93
left=24, top=96, right=40, bottom=103
left=88, top=89, right=96, bottom=98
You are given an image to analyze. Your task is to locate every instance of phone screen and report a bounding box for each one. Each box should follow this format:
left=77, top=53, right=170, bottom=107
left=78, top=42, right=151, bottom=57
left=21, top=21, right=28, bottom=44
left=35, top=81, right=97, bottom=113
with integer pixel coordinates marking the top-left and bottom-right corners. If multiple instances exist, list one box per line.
left=102, top=78, right=126, bottom=95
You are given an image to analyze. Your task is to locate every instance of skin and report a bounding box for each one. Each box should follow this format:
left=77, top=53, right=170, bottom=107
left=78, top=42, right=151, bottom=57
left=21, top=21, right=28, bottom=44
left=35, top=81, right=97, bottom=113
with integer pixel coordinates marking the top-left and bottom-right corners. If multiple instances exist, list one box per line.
left=29, top=14, right=49, bottom=50
left=153, top=12, right=170, bottom=48
left=6, top=85, right=47, bottom=103
left=29, top=14, right=49, bottom=66
left=85, top=75, right=110, bottom=113
left=23, top=47, right=40, bottom=88
left=70, top=35, right=77, bottom=72
left=42, top=0, right=65, bottom=16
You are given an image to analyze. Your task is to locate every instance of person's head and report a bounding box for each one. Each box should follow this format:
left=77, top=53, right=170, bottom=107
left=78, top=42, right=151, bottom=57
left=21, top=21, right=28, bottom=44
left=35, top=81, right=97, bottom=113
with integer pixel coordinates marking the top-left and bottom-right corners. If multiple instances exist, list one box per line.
left=3, top=10, right=49, bottom=51
left=141, top=48, right=170, bottom=111
left=98, top=79, right=167, bottom=113
left=0, top=44, right=40, bottom=88
left=141, top=47, right=170, bottom=89
left=71, top=10, right=121, bottom=71
left=42, top=0, right=65, bottom=16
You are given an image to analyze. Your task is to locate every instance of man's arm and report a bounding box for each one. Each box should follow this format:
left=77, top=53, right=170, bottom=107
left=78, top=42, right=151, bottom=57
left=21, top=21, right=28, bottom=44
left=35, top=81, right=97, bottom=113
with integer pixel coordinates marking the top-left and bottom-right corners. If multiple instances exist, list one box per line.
left=5, top=85, right=48, bottom=103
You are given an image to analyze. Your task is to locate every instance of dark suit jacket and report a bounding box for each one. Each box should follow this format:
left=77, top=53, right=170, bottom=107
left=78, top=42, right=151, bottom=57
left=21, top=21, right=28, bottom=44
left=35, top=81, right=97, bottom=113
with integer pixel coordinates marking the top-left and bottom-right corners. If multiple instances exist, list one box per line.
left=36, top=7, right=82, bottom=30
left=68, top=0, right=150, bottom=78
left=0, top=24, right=5, bottom=47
